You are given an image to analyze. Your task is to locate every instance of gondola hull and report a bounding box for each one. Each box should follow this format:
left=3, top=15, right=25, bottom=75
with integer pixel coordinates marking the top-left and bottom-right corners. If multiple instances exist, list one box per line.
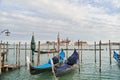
left=113, top=51, right=120, bottom=64
left=55, top=64, right=76, bottom=77
left=30, top=65, right=52, bottom=75
left=30, top=63, right=62, bottom=75
left=55, top=49, right=79, bottom=77
left=29, top=50, right=65, bottom=75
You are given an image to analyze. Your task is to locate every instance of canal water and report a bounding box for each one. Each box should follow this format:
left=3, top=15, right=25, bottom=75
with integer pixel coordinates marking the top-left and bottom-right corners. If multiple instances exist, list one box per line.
left=0, top=45, right=120, bottom=80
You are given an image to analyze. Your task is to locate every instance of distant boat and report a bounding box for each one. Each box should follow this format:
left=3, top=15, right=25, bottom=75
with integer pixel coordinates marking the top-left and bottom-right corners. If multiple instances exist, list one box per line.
left=29, top=49, right=65, bottom=75
left=113, top=51, right=120, bottom=64
left=34, top=49, right=57, bottom=54
left=55, top=49, right=79, bottom=77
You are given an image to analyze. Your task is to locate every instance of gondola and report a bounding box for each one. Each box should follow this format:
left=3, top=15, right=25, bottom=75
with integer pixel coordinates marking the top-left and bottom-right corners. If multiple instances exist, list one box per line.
left=55, top=49, right=79, bottom=77
left=34, top=49, right=57, bottom=54
left=113, top=51, right=120, bottom=64
left=30, top=49, right=65, bottom=75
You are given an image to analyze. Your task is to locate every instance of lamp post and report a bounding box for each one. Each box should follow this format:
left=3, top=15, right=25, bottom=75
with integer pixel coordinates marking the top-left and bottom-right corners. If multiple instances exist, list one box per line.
left=0, top=29, right=10, bottom=50
left=0, top=29, right=10, bottom=36
left=0, top=29, right=11, bottom=50
left=0, top=29, right=10, bottom=74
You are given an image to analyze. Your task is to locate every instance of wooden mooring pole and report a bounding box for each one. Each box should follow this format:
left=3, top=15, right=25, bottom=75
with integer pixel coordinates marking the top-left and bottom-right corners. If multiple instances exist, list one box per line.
left=16, top=44, right=18, bottom=67
left=18, top=42, right=21, bottom=68
left=57, top=32, right=60, bottom=54
left=37, top=41, right=40, bottom=66
left=66, top=38, right=68, bottom=59
left=29, top=42, right=31, bottom=62
left=47, top=42, right=50, bottom=59
left=13, top=42, right=15, bottom=55
left=119, top=42, right=120, bottom=55
left=94, top=42, right=96, bottom=63
left=3, top=42, right=5, bottom=52
left=109, top=40, right=112, bottom=65
left=81, top=41, right=82, bottom=63
left=99, top=40, right=101, bottom=73
left=0, top=43, right=2, bottom=75
left=53, top=41, right=55, bottom=56
left=25, top=42, right=27, bottom=66
left=6, top=41, right=8, bottom=62
left=78, top=40, right=80, bottom=73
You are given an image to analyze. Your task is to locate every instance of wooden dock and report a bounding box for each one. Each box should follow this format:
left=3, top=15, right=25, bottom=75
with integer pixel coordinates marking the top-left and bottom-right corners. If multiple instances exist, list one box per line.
left=3, top=63, right=17, bottom=71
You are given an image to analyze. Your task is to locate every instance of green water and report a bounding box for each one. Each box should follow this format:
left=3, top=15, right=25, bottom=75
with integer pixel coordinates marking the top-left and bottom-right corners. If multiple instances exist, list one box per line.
left=0, top=45, right=120, bottom=80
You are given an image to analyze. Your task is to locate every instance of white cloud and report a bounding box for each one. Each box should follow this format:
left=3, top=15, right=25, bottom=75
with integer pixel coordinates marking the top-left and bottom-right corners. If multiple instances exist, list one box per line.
left=0, top=0, right=120, bottom=43
left=112, top=0, right=120, bottom=8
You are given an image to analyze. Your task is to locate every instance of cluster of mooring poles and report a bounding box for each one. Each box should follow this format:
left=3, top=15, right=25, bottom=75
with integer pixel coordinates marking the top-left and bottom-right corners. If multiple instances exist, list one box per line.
left=0, top=34, right=118, bottom=75
left=93, top=40, right=112, bottom=73
left=76, top=40, right=113, bottom=73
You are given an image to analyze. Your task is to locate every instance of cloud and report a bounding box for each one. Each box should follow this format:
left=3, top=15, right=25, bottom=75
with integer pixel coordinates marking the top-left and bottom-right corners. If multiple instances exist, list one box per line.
left=112, top=0, right=120, bottom=8
left=0, top=0, right=120, bottom=43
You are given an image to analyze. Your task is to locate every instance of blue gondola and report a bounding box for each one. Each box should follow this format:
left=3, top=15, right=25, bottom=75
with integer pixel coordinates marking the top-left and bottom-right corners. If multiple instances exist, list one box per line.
left=113, top=51, right=120, bottom=64
left=30, top=49, right=65, bottom=75
left=55, top=49, right=79, bottom=77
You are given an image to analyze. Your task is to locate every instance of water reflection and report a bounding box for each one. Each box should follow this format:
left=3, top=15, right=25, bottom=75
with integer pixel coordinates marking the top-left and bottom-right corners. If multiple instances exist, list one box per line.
left=1, top=45, right=120, bottom=80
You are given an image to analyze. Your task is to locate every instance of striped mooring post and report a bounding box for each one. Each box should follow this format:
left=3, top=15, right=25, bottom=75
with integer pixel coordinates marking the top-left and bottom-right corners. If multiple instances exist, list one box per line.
left=31, top=33, right=35, bottom=63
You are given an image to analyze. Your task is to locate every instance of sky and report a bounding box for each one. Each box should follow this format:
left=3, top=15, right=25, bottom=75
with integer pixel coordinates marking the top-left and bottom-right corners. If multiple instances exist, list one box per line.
left=0, top=0, right=120, bottom=44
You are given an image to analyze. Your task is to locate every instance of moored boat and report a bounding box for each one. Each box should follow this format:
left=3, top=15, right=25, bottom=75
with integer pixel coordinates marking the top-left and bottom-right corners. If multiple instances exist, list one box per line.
left=30, top=49, right=65, bottom=75
left=55, top=49, right=79, bottom=77
left=113, top=51, right=120, bottom=64
left=34, top=49, right=57, bottom=54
